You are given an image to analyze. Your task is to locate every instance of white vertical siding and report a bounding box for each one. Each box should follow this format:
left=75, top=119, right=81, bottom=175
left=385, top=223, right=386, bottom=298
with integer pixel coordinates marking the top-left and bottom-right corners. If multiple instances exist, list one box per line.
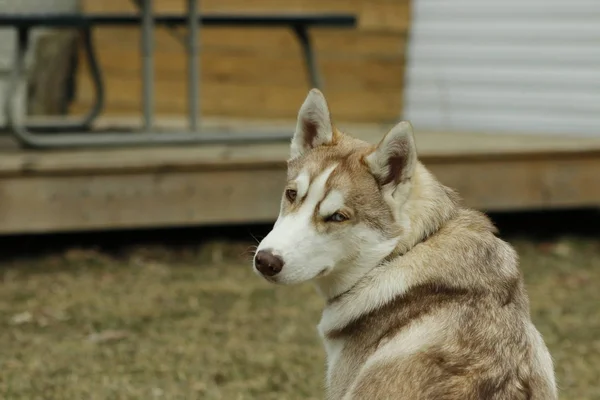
left=403, top=0, right=600, bottom=137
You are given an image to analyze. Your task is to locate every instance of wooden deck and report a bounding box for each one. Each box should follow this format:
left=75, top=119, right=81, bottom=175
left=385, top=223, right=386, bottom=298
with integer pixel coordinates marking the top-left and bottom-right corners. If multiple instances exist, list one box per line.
left=1, top=118, right=600, bottom=235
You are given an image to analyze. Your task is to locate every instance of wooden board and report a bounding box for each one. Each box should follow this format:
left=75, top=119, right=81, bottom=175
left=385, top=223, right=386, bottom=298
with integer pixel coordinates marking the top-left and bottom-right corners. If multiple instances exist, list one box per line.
left=2, top=155, right=597, bottom=234
left=82, top=0, right=411, bottom=33
left=90, top=27, right=407, bottom=58
left=0, top=169, right=286, bottom=232
left=3, top=120, right=600, bottom=176
left=89, top=47, right=404, bottom=88
left=72, top=77, right=403, bottom=121
left=1, top=120, right=600, bottom=234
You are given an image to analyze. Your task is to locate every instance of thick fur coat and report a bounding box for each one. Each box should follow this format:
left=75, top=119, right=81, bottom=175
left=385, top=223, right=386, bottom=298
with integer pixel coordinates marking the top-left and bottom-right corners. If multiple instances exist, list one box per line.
left=253, top=89, right=557, bottom=399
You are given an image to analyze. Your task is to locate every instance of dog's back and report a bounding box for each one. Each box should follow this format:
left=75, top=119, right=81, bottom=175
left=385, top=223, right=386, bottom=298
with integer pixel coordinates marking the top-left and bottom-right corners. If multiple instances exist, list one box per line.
left=323, top=206, right=557, bottom=400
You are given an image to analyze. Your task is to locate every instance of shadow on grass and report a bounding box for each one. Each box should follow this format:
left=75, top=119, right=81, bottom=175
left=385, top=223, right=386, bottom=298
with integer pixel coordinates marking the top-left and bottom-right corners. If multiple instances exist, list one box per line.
left=1, top=207, right=598, bottom=260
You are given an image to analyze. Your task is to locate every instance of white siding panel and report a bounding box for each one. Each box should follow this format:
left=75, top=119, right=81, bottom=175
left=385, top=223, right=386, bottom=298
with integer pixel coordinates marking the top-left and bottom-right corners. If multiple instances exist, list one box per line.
left=405, top=86, right=600, bottom=114
left=408, top=65, right=600, bottom=87
left=418, top=1, right=600, bottom=19
left=412, top=22, right=600, bottom=42
left=404, top=108, right=600, bottom=137
left=404, top=0, right=600, bottom=136
left=411, top=43, right=600, bottom=66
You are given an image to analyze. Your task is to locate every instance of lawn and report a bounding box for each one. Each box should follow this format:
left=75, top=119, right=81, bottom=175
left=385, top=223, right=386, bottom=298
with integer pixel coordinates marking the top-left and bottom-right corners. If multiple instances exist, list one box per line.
left=0, top=234, right=599, bottom=399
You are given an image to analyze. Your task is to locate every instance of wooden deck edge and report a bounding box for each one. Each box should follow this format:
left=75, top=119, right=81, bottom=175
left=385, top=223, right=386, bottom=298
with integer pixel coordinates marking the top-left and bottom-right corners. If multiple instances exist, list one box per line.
left=2, top=141, right=600, bottom=178
left=1, top=151, right=599, bottom=235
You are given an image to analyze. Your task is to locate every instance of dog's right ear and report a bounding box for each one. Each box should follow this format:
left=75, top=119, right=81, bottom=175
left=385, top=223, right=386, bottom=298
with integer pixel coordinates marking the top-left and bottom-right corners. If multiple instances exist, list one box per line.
left=290, top=89, right=334, bottom=159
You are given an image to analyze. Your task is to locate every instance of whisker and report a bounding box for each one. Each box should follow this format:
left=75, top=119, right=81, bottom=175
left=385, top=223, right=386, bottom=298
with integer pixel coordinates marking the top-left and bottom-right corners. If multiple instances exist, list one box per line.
left=248, top=231, right=264, bottom=244
left=240, top=245, right=258, bottom=258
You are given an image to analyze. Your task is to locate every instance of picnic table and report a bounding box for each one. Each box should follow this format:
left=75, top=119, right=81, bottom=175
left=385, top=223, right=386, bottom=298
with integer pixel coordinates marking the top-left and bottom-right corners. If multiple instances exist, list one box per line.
left=0, top=1, right=356, bottom=148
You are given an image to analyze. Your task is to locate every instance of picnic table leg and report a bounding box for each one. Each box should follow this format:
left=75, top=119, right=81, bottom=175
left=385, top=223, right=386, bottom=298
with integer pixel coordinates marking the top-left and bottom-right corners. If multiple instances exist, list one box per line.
left=141, top=0, right=155, bottom=130
left=3, top=17, right=294, bottom=147
left=292, top=26, right=323, bottom=90
left=26, top=27, right=105, bottom=133
left=4, top=27, right=31, bottom=147
left=3, top=27, right=292, bottom=149
left=187, top=0, right=200, bottom=132
left=3, top=27, right=104, bottom=134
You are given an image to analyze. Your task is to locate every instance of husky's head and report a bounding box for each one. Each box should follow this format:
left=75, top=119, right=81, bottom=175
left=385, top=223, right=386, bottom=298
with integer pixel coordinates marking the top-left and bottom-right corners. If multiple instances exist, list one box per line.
left=253, top=89, right=417, bottom=295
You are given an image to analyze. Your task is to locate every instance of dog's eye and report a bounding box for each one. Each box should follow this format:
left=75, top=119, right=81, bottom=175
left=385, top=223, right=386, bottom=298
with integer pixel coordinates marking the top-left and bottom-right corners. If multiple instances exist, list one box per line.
left=285, top=189, right=297, bottom=202
left=327, top=212, right=348, bottom=223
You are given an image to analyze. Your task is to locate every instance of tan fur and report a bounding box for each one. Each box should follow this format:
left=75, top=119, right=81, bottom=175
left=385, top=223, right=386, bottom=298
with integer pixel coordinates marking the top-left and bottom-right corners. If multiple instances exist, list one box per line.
left=318, top=147, right=556, bottom=398
left=257, top=90, right=557, bottom=399
left=325, top=194, right=556, bottom=399
left=285, top=130, right=401, bottom=239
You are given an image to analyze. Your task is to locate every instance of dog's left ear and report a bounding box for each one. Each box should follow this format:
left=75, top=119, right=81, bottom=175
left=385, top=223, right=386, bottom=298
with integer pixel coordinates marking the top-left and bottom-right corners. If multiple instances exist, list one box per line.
left=290, top=89, right=334, bottom=159
left=365, top=121, right=417, bottom=190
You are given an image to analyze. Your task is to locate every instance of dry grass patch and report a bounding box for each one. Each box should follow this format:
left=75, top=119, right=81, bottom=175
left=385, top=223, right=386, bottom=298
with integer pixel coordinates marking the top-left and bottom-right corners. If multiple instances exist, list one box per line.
left=0, top=237, right=598, bottom=399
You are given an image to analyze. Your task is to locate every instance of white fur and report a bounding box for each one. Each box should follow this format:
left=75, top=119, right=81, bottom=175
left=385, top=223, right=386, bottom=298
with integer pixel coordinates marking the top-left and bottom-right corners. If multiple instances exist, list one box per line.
left=295, top=170, right=311, bottom=199
left=256, top=162, right=401, bottom=293
left=366, top=315, right=441, bottom=367
left=319, top=332, right=346, bottom=384
left=318, top=256, right=411, bottom=334
left=313, top=231, right=400, bottom=300
left=319, top=190, right=345, bottom=218
left=290, top=89, right=333, bottom=159
left=340, top=315, right=444, bottom=399
left=529, top=323, right=558, bottom=397
left=256, top=164, right=339, bottom=283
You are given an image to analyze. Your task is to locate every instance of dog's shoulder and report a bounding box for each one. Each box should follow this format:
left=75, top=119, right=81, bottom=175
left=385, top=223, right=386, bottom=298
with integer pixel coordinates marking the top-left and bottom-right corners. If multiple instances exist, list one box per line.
left=339, top=207, right=557, bottom=400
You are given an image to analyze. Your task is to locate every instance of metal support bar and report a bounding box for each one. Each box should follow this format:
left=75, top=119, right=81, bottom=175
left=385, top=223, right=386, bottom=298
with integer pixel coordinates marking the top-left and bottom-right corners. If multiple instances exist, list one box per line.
left=187, top=0, right=200, bottom=131
left=141, top=0, right=154, bottom=130
left=2, top=12, right=353, bottom=148
left=4, top=27, right=292, bottom=148
left=26, top=28, right=104, bottom=133
left=292, top=25, right=322, bottom=89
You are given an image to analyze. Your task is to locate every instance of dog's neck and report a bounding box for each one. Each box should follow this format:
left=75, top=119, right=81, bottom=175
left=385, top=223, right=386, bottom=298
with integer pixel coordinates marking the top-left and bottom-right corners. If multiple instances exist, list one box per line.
left=313, top=162, right=460, bottom=305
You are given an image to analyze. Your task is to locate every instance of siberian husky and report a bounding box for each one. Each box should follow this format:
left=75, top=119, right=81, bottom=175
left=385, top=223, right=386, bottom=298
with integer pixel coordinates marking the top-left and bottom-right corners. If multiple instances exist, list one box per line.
left=252, top=89, right=557, bottom=400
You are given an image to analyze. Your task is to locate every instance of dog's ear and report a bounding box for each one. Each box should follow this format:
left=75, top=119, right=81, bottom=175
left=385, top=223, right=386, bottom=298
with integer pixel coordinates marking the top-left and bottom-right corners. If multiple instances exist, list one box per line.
left=365, top=121, right=417, bottom=190
left=290, top=89, right=334, bottom=159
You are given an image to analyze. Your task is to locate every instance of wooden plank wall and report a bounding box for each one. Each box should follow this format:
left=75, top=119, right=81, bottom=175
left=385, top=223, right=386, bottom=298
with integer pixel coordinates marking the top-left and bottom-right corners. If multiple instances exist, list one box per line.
left=70, top=0, right=409, bottom=123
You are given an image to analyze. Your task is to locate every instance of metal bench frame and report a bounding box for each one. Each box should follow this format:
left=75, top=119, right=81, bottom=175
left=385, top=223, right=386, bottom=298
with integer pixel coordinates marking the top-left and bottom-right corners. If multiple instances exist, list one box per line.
left=0, top=0, right=356, bottom=149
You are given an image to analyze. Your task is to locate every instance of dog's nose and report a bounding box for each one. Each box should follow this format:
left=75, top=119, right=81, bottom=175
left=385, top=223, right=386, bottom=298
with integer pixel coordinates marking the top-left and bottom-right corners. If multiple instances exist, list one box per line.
left=254, top=250, right=284, bottom=277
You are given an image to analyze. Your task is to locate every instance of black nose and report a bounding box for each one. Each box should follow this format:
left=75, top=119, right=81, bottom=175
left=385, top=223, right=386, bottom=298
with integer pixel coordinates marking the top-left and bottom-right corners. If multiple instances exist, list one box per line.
left=254, top=250, right=284, bottom=277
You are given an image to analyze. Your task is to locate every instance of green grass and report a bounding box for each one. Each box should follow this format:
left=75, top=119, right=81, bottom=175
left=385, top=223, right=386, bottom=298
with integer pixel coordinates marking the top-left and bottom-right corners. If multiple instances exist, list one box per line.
left=0, top=237, right=599, bottom=399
